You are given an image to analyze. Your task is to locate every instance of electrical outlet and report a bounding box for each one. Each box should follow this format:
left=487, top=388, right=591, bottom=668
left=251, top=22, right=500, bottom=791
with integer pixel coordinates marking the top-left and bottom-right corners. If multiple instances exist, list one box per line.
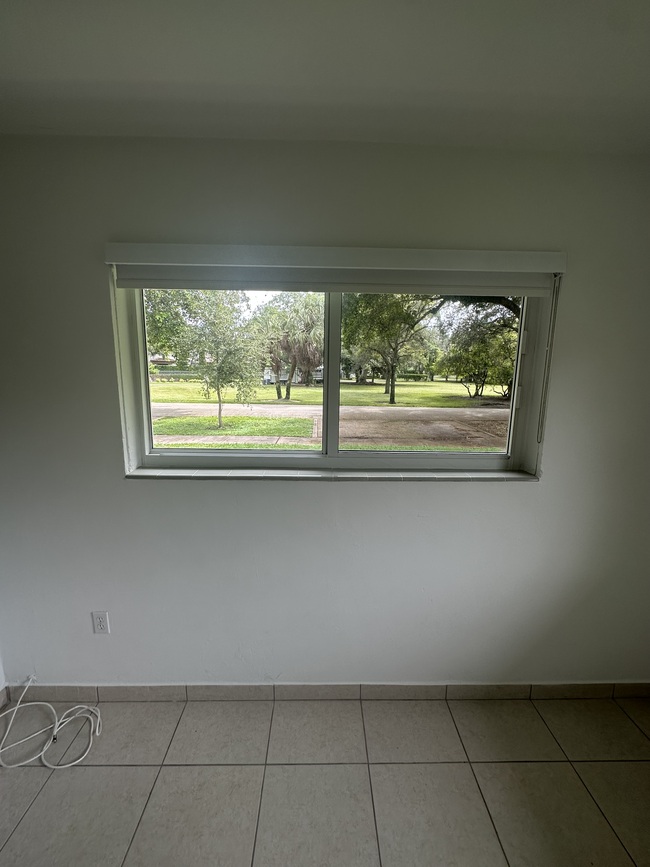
left=92, top=611, right=110, bottom=634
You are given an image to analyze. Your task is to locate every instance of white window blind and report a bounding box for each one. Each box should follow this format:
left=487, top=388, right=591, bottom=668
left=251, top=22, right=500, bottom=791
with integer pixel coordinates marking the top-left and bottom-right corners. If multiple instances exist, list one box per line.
left=106, top=244, right=566, bottom=295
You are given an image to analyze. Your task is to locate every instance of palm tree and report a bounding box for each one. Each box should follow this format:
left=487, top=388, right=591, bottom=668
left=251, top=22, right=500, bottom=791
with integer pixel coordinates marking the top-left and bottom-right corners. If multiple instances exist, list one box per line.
left=278, top=294, right=324, bottom=399
left=253, top=304, right=287, bottom=399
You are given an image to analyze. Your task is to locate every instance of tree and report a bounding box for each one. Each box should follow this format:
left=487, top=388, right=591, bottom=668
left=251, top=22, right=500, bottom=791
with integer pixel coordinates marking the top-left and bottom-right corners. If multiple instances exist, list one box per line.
left=399, top=327, right=441, bottom=380
left=277, top=293, right=324, bottom=399
left=251, top=293, right=325, bottom=399
left=340, top=344, right=376, bottom=383
left=435, top=302, right=519, bottom=398
left=144, top=289, right=197, bottom=368
left=342, top=293, right=447, bottom=404
left=144, top=289, right=260, bottom=427
left=252, top=303, right=287, bottom=400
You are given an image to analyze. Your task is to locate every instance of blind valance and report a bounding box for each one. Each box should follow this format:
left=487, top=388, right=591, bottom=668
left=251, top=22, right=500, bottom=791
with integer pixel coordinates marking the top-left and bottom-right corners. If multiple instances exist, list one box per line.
left=106, top=244, right=566, bottom=296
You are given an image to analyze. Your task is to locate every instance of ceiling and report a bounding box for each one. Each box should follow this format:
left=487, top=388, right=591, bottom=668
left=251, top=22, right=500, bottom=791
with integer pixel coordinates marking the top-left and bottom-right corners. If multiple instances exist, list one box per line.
left=1, top=0, right=649, bottom=153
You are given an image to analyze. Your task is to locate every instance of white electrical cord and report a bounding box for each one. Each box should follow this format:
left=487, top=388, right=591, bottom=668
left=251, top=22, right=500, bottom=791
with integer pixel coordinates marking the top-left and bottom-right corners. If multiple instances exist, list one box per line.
left=0, top=676, right=102, bottom=769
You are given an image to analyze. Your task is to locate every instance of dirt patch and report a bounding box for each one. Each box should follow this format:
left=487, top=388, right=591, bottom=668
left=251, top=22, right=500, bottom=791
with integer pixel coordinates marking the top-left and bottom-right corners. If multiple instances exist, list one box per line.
left=462, top=420, right=509, bottom=439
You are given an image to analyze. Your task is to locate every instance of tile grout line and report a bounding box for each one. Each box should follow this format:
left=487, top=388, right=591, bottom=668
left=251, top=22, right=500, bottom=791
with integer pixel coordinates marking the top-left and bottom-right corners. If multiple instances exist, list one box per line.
left=0, top=697, right=102, bottom=854
left=614, top=698, right=650, bottom=744
left=249, top=696, right=275, bottom=867
left=446, top=699, right=512, bottom=867
left=570, top=760, right=639, bottom=867
left=0, top=768, right=54, bottom=856
left=54, top=700, right=100, bottom=766
left=530, top=700, right=639, bottom=866
left=359, top=699, right=384, bottom=867
left=118, top=700, right=189, bottom=867
left=529, top=700, right=572, bottom=763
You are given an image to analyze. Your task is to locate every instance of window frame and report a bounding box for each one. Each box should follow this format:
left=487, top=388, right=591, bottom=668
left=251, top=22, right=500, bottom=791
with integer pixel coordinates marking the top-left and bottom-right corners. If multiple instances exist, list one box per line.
left=109, top=244, right=564, bottom=480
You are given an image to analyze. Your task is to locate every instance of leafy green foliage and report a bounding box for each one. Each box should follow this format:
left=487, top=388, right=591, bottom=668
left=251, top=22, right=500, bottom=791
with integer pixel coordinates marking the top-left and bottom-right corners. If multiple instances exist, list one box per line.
left=144, top=288, right=521, bottom=454
left=435, top=303, right=519, bottom=398
left=144, top=289, right=261, bottom=427
left=342, top=293, right=446, bottom=403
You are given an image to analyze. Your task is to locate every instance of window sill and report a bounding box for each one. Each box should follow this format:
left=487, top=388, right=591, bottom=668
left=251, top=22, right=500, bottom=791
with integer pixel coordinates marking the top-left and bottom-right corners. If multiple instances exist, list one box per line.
left=126, top=468, right=538, bottom=482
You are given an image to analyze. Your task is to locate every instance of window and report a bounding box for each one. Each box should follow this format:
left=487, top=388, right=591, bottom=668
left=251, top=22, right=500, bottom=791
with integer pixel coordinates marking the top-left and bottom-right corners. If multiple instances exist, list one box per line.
left=109, top=244, right=564, bottom=480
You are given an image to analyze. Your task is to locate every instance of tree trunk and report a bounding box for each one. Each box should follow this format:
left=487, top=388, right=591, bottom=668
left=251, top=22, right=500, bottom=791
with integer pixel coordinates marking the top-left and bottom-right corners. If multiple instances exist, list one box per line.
left=216, top=382, right=223, bottom=428
left=284, top=360, right=297, bottom=399
left=389, top=365, right=397, bottom=405
left=271, top=360, right=283, bottom=399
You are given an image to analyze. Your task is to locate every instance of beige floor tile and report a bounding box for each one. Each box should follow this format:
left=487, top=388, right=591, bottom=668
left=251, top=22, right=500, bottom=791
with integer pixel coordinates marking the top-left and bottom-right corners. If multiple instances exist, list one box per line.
left=449, top=700, right=565, bottom=761
left=98, top=685, right=186, bottom=702
left=575, top=762, right=650, bottom=867
left=534, top=699, right=650, bottom=760
left=0, top=702, right=95, bottom=767
left=361, top=684, right=446, bottom=700
left=0, top=766, right=157, bottom=867
left=66, top=702, right=185, bottom=765
left=123, top=766, right=263, bottom=867
left=165, top=701, right=272, bottom=764
left=614, top=684, right=650, bottom=699
left=617, top=698, right=650, bottom=737
left=253, top=764, right=380, bottom=867
left=275, top=684, right=360, bottom=700
left=186, top=684, right=273, bottom=701
left=371, top=763, right=507, bottom=867
left=531, top=684, right=613, bottom=699
left=362, top=700, right=466, bottom=763
left=267, top=700, right=366, bottom=764
left=474, top=762, right=633, bottom=867
left=0, top=768, right=51, bottom=848
left=9, top=685, right=98, bottom=703
left=447, top=684, right=530, bottom=700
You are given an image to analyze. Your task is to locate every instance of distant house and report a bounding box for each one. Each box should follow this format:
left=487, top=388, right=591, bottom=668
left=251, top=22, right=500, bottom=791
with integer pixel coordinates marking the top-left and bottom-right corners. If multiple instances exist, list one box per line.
left=262, top=366, right=324, bottom=385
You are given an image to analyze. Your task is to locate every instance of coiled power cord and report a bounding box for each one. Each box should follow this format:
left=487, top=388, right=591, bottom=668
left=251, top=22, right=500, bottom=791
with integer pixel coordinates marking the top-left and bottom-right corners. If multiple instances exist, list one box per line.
left=0, top=676, right=102, bottom=768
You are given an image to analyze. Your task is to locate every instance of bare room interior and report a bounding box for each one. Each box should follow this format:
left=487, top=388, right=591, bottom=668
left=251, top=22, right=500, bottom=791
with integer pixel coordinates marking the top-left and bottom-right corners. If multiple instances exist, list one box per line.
left=1, top=2, right=649, bottom=865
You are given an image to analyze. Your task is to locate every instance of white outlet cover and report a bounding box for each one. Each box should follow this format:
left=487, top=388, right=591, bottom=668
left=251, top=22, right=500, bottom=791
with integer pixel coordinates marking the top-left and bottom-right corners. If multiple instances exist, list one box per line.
left=92, top=611, right=110, bottom=634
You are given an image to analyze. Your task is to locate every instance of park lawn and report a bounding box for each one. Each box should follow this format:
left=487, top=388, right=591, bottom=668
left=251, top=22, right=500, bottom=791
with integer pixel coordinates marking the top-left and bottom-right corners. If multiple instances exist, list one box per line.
left=339, top=381, right=504, bottom=407
left=153, top=416, right=313, bottom=437
left=149, top=380, right=507, bottom=408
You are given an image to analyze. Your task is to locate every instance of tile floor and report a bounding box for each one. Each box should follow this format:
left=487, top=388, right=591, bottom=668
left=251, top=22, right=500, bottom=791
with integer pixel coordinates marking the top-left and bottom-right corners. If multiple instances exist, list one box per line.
left=1, top=696, right=649, bottom=866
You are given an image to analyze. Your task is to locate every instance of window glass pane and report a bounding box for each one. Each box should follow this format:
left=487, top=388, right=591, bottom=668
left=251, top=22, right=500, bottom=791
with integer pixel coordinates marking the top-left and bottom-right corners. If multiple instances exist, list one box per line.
left=144, top=289, right=324, bottom=451
left=339, top=293, right=522, bottom=452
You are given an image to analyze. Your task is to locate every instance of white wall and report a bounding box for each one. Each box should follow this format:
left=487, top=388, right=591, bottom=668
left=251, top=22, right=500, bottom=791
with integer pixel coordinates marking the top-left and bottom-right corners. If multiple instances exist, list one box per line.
left=0, top=137, right=648, bottom=686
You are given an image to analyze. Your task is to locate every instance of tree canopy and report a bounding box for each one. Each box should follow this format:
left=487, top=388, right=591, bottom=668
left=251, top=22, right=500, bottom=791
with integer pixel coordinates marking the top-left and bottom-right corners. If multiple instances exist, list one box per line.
left=145, top=288, right=522, bottom=408
left=435, top=301, right=520, bottom=398
left=145, top=289, right=260, bottom=427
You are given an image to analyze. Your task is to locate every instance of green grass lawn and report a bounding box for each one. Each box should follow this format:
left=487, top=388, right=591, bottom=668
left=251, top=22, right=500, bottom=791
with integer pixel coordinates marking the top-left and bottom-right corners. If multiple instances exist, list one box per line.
left=153, top=416, right=313, bottom=437
left=157, top=442, right=322, bottom=449
left=149, top=380, right=507, bottom=408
